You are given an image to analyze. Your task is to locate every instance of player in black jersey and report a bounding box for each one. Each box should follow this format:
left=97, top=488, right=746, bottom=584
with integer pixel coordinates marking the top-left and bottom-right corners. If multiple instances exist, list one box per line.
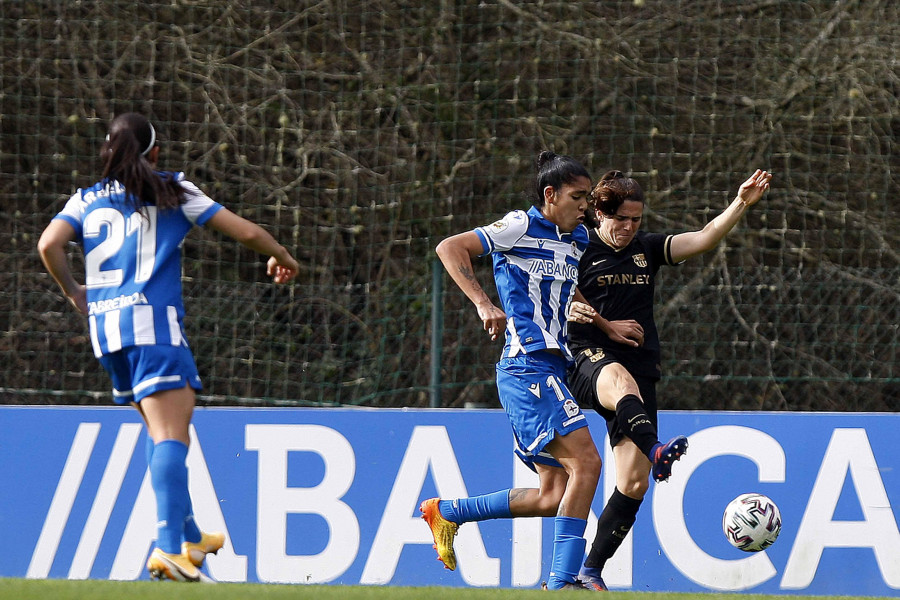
left=566, top=169, right=772, bottom=590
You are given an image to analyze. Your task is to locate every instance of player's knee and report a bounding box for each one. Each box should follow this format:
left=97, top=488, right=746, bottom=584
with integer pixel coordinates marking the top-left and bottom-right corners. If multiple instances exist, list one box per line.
left=536, top=495, right=562, bottom=516
left=619, top=476, right=649, bottom=499
left=577, top=451, right=603, bottom=487
left=597, top=364, right=639, bottom=400
left=535, top=485, right=565, bottom=516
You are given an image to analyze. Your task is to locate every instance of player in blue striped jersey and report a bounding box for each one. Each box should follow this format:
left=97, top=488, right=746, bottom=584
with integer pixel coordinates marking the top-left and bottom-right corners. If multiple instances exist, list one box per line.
left=421, top=152, right=603, bottom=590
left=38, top=113, right=299, bottom=582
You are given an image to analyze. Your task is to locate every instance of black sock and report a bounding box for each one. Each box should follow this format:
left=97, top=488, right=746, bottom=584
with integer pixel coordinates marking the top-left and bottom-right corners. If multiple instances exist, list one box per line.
left=615, top=394, right=659, bottom=458
left=584, top=488, right=643, bottom=571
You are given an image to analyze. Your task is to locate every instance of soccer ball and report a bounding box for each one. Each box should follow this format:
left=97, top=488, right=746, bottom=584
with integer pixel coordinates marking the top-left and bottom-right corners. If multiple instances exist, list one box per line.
left=722, top=493, right=782, bottom=552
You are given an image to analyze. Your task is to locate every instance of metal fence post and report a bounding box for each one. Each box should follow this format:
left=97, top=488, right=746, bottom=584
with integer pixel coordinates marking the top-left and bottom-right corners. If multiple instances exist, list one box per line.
left=430, top=258, right=444, bottom=408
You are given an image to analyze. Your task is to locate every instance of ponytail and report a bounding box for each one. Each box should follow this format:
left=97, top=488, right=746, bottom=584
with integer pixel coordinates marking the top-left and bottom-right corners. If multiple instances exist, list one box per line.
left=591, top=169, right=645, bottom=216
left=530, top=151, right=591, bottom=207
left=100, top=113, right=186, bottom=212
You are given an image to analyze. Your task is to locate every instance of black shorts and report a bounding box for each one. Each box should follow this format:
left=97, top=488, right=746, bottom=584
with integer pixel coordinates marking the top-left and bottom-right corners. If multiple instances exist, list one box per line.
left=568, top=347, right=659, bottom=448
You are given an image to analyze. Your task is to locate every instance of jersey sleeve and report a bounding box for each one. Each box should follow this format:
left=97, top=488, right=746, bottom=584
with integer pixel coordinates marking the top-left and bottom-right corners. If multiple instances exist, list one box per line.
left=474, top=210, right=529, bottom=255
left=177, top=177, right=224, bottom=225
left=643, top=232, right=681, bottom=267
left=51, top=191, right=88, bottom=237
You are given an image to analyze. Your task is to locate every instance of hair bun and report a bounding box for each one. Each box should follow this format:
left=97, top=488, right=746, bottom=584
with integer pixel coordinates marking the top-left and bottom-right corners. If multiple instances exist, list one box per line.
left=537, top=150, right=558, bottom=169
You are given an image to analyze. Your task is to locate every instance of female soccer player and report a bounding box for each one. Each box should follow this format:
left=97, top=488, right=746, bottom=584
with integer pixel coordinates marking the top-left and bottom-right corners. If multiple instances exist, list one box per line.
left=567, top=168, right=772, bottom=590
left=421, top=151, right=602, bottom=590
left=37, top=112, right=300, bottom=582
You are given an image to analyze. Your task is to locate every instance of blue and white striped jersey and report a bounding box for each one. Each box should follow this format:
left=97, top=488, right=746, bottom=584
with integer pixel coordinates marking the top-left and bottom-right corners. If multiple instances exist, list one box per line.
left=475, top=206, right=589, bottom=360
left=53, top=174, right=223, bottom=358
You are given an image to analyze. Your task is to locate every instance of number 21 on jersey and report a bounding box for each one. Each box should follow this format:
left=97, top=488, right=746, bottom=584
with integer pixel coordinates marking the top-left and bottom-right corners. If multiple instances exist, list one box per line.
left=83, top=206, right=157, bottom=289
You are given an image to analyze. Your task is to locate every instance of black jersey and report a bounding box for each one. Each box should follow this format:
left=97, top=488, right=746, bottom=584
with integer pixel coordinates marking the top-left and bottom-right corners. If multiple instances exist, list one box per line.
left=568, top=229, right=679, bottom=378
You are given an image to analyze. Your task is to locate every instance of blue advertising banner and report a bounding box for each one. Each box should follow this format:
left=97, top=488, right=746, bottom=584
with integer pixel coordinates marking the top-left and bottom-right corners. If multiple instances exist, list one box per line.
left=0, top=406, right=897, bottom=595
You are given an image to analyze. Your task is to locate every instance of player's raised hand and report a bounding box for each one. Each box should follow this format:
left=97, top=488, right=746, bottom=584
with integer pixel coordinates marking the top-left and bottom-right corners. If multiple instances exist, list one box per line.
left=736, top=169, right=772, bottom=208
left=267, top=254, right=300, bottom=284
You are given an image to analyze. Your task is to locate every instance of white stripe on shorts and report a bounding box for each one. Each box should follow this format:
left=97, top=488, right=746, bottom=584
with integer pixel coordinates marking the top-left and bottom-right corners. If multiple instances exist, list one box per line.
left=133, top=375, right=184, bottom=397
left=112, top=387, right=134, bottom=399
left=526, top=431, right=549, bottom=453
left=562, top=414, right=586, bottom=428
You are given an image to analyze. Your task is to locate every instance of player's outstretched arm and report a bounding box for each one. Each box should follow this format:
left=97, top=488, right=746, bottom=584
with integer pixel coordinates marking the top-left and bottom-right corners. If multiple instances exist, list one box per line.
left=436, top=231, right=506, bottom=341
left=205, top=208, right=299, bottom=284
left=669, top=169, right=772, bottom=263
left=37, top=219, right=88, bottom=315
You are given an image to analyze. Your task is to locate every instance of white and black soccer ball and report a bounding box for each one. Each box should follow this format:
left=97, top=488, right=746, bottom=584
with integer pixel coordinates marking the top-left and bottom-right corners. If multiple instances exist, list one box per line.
left=722, top=493, right=782, bottom=552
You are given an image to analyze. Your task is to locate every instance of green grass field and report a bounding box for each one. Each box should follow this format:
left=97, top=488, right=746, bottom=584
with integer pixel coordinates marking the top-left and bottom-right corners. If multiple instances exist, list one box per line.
left=0, top=579, right=891, bottom=600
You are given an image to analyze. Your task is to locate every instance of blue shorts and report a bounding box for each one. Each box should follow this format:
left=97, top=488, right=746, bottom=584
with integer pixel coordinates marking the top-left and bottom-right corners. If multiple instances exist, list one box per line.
left=496, top=352, right=588, bottom=472
left=98, top=345, right=202, bottom=405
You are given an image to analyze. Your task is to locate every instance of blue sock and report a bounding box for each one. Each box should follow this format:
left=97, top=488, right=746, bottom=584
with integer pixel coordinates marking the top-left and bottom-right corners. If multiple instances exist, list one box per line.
left=439, top=490, right=511, bottom=524
left=144, top=434, right=155, bottom=465
left=546, top=516, right=587, bottom=589
left=183, top=512, right=202, bottom=544
left=147, top=436, right=201, bottom=544
left=150, top=440, right=191, bottom=554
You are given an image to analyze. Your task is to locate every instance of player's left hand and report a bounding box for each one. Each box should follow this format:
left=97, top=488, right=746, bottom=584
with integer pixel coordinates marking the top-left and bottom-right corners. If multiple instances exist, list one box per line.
left=736, top=169, right=772, bottom=208
left=606, top=319, right=644, bottom=348
left=267, top=255, right=300, bottom=284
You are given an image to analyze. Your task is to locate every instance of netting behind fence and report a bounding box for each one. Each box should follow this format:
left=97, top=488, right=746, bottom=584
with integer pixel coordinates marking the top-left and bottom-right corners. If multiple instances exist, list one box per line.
left=2, top=1, right=897, bottom=409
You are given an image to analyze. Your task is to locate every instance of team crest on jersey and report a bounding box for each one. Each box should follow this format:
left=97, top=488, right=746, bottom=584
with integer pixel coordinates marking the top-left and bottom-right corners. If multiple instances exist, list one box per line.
left=489, top=219, right=509, bottom=233
left=563, top=399, right=581, bottom=418
left=633, top=253, right=648, bottom=268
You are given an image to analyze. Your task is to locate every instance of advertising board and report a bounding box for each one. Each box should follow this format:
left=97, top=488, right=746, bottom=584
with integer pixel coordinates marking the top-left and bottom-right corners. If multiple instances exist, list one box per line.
left=1, top=407, right=897, bottom=595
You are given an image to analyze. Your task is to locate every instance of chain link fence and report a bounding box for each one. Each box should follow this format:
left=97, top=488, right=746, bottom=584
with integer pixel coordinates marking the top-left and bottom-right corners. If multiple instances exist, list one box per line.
left=2, top=0, right=897, bottom=409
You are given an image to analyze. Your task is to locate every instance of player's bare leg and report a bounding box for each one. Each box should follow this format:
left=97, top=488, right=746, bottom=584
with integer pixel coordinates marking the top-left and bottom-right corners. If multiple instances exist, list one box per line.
left=507, top=464, right=568, bottom=517
left=593, top=364, right=686, bottom=482
left=138, top=386, right=215, bottom=582
left=542, top=427, right=602, bottom=589
left=138, top=385, right=195, bottom=445
left=612, top=439, right=651, bottom=499
left=542, top=428, right=601, bottom=520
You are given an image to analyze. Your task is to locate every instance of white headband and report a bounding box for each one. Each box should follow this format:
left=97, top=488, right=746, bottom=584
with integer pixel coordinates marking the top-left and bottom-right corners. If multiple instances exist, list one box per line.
left=141, top=123, right=157, bottom=156
left=104, top=122, right=156, bottom=156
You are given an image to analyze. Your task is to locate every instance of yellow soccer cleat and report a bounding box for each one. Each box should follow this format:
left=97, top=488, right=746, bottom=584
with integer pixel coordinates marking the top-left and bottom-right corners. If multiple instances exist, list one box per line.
left=419, top=497, right=459, bottom=571
left=147, top=547, right=201, bottom=582
left=182, top=531, right=226, bottom=567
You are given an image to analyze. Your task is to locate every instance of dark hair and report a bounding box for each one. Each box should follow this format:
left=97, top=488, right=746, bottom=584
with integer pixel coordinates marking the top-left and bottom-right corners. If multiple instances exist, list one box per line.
left=590, top=170, right=645, bottom=216
left=100, top=113, right=186, bottom=212
left=530, top=151, right=591, bottom=208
